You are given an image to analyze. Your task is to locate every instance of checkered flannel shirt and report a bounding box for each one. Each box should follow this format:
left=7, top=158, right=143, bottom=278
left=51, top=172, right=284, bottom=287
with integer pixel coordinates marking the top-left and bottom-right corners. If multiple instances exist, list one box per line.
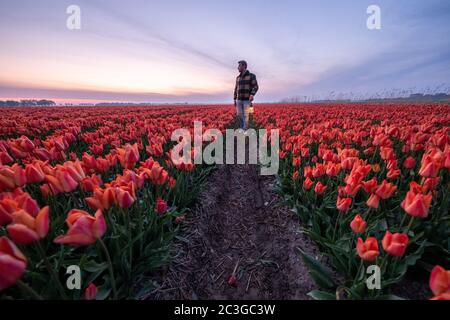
left=234, top=70, right=258, bottom=101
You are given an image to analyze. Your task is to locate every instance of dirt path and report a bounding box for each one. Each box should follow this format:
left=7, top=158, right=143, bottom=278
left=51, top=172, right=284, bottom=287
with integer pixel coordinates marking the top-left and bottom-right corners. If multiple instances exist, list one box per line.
left=148, top=158, right=322, bottom=299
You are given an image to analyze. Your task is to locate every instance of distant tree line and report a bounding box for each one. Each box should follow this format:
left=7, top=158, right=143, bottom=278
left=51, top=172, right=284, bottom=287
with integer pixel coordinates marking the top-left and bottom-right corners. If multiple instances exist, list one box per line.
left=0, top=99, right=56, bottom=107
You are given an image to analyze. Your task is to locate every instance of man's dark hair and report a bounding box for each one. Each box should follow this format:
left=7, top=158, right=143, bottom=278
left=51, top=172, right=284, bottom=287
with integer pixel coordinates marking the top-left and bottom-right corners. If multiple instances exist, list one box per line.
left=238, top=60, right=247, bottom=68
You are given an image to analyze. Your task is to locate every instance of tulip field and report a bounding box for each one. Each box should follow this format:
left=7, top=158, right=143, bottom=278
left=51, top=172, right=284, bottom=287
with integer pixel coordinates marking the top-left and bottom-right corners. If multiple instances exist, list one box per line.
left=0, top=103, right=449, bottom=300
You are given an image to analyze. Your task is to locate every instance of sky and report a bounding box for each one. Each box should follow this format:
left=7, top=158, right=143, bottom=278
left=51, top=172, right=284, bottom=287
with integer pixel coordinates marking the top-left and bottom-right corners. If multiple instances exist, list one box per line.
left=0, top=0, right=449, bottom=104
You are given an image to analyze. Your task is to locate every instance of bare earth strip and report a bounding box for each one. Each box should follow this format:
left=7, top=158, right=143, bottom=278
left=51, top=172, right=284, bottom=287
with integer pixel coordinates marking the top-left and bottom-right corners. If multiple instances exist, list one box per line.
left=148, top=160, right=323, bottom=300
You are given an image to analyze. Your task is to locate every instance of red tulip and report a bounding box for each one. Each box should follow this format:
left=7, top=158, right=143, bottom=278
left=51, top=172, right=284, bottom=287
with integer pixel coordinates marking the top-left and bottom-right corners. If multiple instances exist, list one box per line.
left=366, top=193, right=380, bottom=209
left=401, top=190, right=432, bottom=218
left=419, top=154, right=442, bottom=177
left=0, top=236, right=27, bottom=291
left=7, top=206, right=50, bottom=245
left=0, top=199, right=15, bottom=225
left=54, top=209, right=106, bottom=246
left=403, top=156, right=416, bottom=169
left=429, top=265, right=450, bottom=300
left=381, top=231, right=409, bottom=257
left=83, top=283, right=98, bottom=300
left=356, top=237, right=379, bottom=261
left=0, top=151, right=14, bottom=166
left=25, top=163, right=45, bottom=184
left=336, top=196, right=352, bottom=212
left=228, top=274, right=237, bottom=287
left=325, top=163, right=341, bottom=177
left=350, top=214, right=367, bottom=234
left=115, top=187, right=135, bottom=208
left=11, top=164, right=27, bottom=188
left=156, top=198, right=168, bottom=214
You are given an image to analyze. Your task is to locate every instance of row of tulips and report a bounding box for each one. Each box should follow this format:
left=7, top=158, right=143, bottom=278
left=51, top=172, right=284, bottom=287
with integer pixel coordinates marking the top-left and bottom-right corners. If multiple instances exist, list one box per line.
left=0, top=105, right=235, bottom=299
left=254, top=103, right=449, bottom=300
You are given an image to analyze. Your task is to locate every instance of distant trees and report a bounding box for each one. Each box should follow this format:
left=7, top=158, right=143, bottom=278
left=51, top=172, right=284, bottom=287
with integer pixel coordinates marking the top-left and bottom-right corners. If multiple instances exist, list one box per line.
left=0, top=99, right=56, bottom=107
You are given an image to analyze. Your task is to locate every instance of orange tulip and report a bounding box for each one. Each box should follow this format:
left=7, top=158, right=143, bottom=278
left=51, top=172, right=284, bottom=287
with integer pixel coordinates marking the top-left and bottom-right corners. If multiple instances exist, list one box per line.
left=86, top=187, right=116, bottom=211
left=381, top=231, right=409, bottom=257
left=400, top=190, right=433, bottom=218
left=0, top=236, right=27, bottom=291
left=350, top=214, right=367, bottom=234
left=314, top=181, right=327, bottom=195
left=117, top=143, right=140, bottom=169
left=429, top=265, right=450, bottom=300
left=336, top=196, right=352, bottom=212
left=7, top=206, right=50, bottom=245
left=361, top=177, right=378, bottom=194
left=356, top=237, right=379, bottom=262
left=0, top=190, right=40, bottom=225
left=63, top=161, right=86, bottom=182
left=375, top=180, right=397, bottom=200
left=54, top=209, right=106, bottom=246
left=81, top=174, right=103, bottom=192
left=45, top=168, right=79, bottom=194
left=303, top=177, right=314, bottom=190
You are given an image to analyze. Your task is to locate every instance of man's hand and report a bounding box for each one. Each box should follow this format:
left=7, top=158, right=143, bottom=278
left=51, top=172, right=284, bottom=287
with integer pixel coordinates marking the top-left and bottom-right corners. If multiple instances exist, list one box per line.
left=249, top=95, right=254, bottom=102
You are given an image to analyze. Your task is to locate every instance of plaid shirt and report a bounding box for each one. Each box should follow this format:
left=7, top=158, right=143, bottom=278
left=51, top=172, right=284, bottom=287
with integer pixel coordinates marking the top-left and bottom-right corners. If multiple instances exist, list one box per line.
left=234, top=70, right=258, bottom=101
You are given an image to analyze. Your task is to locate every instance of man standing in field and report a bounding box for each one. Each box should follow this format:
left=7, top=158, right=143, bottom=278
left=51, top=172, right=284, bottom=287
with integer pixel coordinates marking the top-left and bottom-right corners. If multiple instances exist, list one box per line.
left=234, top=60, right=259, bottom=131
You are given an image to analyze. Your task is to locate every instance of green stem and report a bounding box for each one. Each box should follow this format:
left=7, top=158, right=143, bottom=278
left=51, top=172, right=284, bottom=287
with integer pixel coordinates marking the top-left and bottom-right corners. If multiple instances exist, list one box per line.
left=404, top=216, right=415, bottom=235
left=332, top=212, right=342, bottom=241
left=98, top=238, right=118, bottom=299
left=389, top=257, right=399, bottom=278
left=379, top=254, right=389, bottom=272
left=354, top=259, right=364, bottom=282
left=398, top=213, right=408, bottom=232
left=121, top=207, right=132, bottom=272
left=36, top=242, right=68, bottom=300
left=17, top=280, right=44, bottom=300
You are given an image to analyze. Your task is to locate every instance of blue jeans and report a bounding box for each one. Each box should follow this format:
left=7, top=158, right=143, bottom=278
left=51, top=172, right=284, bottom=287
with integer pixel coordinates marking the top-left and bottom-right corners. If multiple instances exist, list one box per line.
left=236, top=100, right=251, bottom=129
